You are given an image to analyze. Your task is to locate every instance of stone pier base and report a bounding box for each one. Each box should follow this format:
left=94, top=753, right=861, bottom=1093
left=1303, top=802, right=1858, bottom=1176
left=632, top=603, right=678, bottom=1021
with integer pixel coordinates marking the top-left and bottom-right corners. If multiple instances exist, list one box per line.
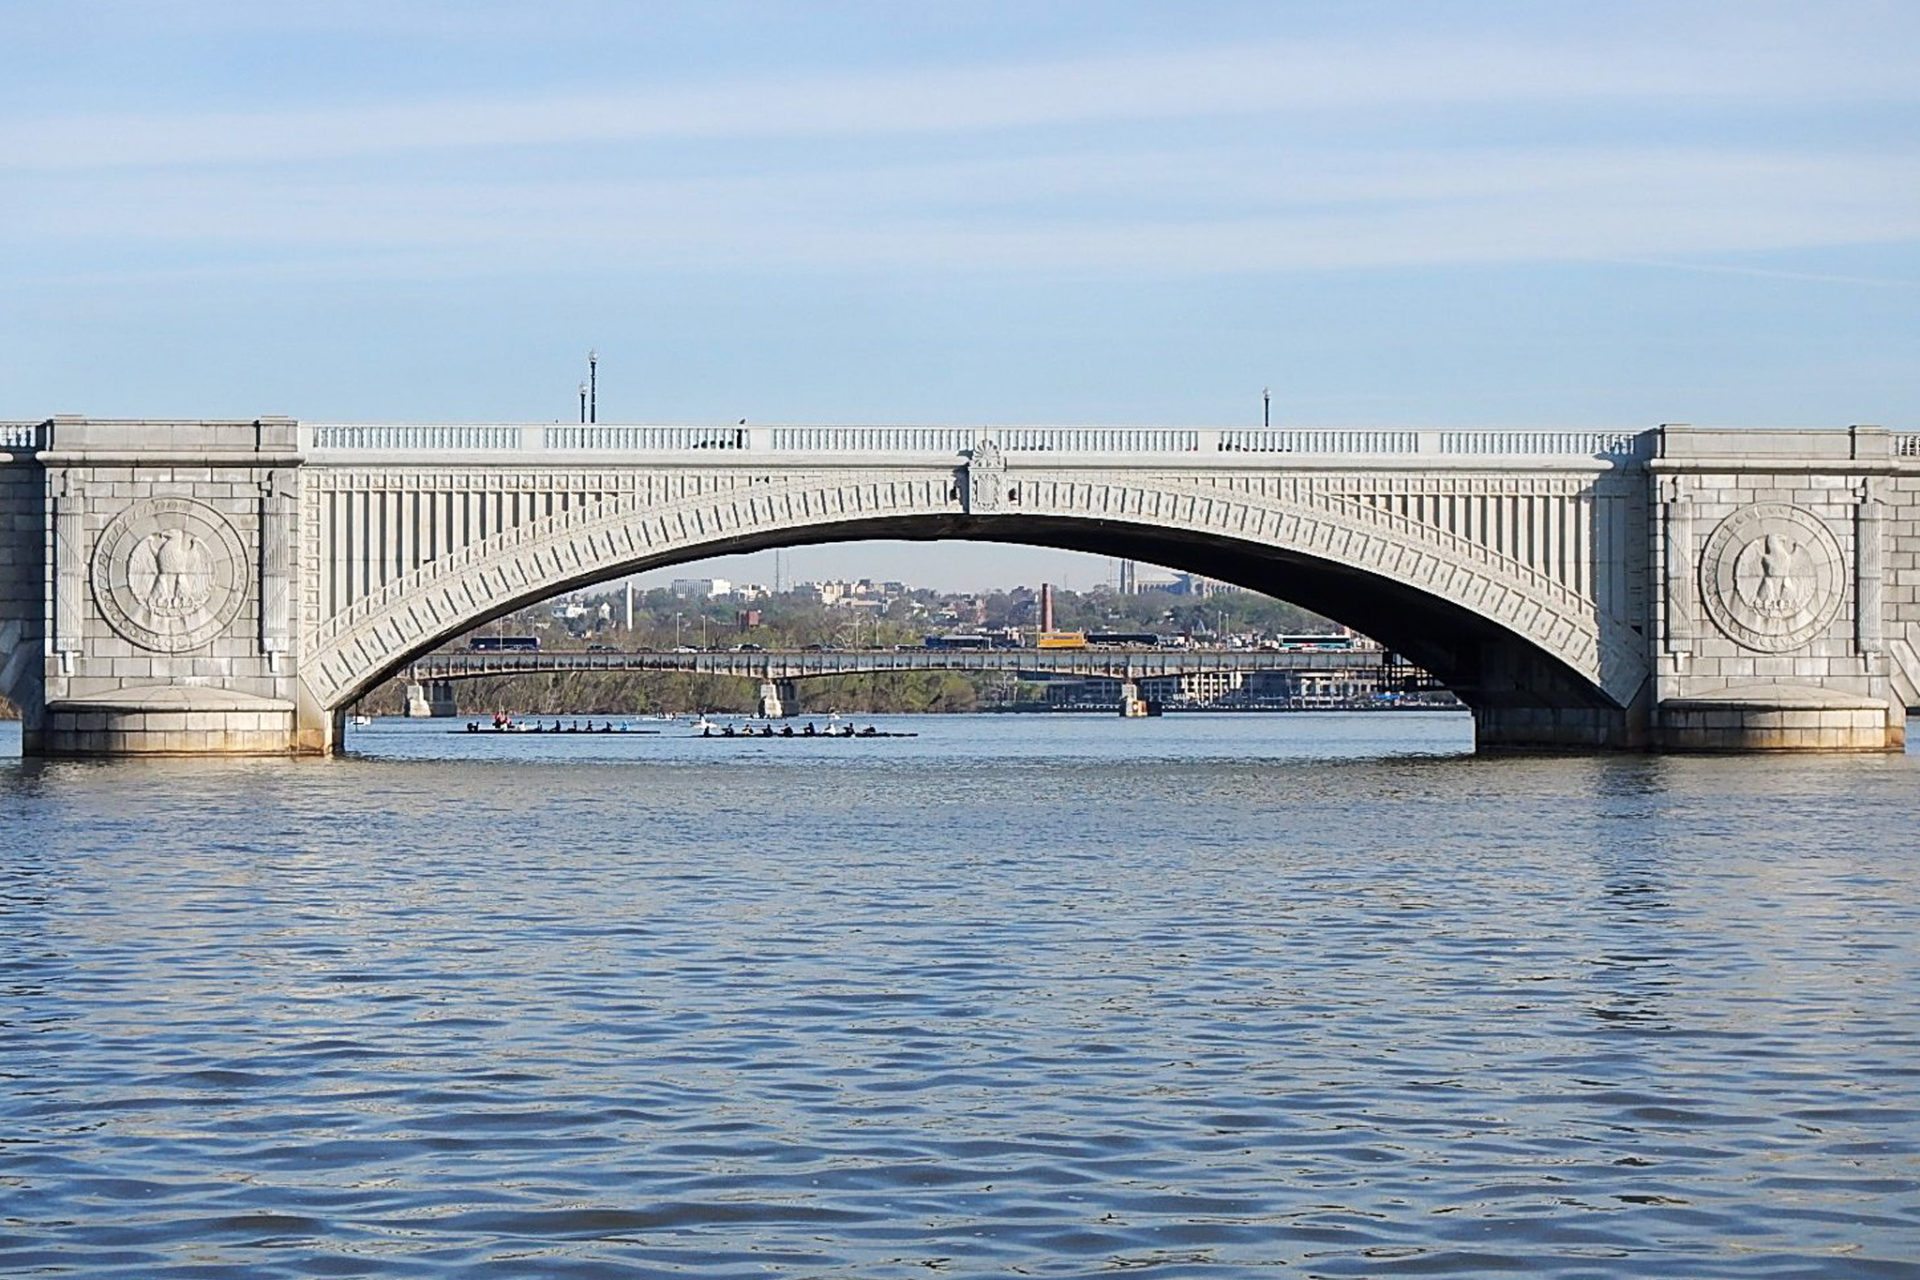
left=33, top=685, right=300, bottom=756
left=1656, top=685, right=1904, bottom=752
left=405, top=680, right=458, bottom=718
left=757, top=679, right=799, bottom=718
left=1473, top=704, right=1641, bottom=751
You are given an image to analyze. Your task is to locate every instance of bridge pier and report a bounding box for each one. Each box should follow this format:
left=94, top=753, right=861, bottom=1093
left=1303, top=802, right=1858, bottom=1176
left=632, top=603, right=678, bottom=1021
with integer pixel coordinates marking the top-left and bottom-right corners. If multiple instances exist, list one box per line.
left=405, top=680, right=458, bottom=718
left=1472, top=704, right=1644, bottom=751
left=1654, top=688, right=1903, bottom=752
left=37, top=685, right=299, bottom=757
left=757, top=678, right=800, bottom=719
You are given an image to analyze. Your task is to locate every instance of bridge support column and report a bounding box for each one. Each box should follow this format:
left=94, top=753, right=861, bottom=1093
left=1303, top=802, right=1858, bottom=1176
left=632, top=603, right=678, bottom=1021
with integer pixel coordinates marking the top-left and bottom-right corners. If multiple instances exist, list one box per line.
left=1117, top=680, right=1151, bottom=718
left=1472, top=704, right=1642, bottom=750
left=405, top=680, right=458, bottom=718
left=1640, top=427, right=1910, bottom=753
left=758, top=679, right=800, bottom=718
left=1655, top=689, right=1904, bottom=752
left=22, top=418, right=314, bottom=756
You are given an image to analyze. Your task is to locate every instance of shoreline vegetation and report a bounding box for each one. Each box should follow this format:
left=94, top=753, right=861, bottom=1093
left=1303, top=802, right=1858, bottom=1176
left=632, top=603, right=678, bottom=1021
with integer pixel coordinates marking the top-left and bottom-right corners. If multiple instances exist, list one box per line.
left=5, top=582, right=1340, bottom=722
left=371, top=581, right=1334, bottom=717
left=367, top=669, right=994, bottom=718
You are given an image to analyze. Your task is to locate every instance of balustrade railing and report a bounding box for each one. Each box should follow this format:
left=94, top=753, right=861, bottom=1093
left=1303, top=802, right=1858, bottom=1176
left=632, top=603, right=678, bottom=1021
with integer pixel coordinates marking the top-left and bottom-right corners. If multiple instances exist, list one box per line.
left=543, top=424, right=745, bottom=450
left=303, top=421, right=1658, bottom=459
left=1216, top=429, right=1421, bottom=454
left=1440, top=430, right=1649, bottom=458
left=994, top=427, right=1202, bottom=453
left=1897, top=434, right=1920, bottom=458
left=307, top=423, right=524, bottom=451
left=766, top=426, right=980, bottom=453
left=0, top=423, right=39, bottom=451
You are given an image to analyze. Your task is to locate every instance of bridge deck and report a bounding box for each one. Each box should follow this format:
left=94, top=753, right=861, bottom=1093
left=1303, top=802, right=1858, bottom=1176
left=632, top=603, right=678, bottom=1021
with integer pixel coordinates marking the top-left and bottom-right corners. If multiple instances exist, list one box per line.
left=408, top=647, right=1401, bottom=682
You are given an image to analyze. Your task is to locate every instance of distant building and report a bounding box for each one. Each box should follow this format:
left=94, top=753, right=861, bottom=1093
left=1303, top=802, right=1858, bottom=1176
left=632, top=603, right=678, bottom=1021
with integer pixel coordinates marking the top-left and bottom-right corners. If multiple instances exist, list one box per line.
left=1167, top=572, right=1234, bottom=598
left=802, top=578, right=900, bottom=608
left=670, top=577, right=732, bottom=599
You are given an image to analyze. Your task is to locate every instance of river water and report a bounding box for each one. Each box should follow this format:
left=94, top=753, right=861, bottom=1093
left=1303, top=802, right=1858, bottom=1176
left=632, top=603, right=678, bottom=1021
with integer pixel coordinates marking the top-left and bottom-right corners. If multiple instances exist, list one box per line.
left=2, top=712, right=1918, bottom=1277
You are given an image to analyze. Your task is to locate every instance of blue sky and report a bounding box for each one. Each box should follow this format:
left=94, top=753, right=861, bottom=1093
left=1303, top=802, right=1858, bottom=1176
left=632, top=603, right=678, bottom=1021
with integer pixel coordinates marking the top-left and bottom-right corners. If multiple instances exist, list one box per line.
left=3, top=1, right=1916, bottom=588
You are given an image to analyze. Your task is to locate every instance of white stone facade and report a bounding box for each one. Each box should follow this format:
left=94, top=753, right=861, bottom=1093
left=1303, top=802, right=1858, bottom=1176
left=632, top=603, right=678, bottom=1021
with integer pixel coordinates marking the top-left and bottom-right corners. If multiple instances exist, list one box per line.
left=1, top=418, right=1914, bottom=753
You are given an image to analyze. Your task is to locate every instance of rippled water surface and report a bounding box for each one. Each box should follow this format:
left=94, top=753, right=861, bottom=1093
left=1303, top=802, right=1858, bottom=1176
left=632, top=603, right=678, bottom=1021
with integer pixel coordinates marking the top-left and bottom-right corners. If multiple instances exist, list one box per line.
left=3, top=712, right=1919, bottom=1277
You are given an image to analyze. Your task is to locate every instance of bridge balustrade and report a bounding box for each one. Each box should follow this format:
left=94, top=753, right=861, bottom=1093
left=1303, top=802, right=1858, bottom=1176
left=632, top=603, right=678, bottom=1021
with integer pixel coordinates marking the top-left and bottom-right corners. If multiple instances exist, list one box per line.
left=1439, top=430, right=1649, bottom=458
left=1215, top=429, right=1421, bottom=454
left=307, top=423, right=526, bottom=451
left=542, top=425, right=747, bottom=450
left=298, top=422, right=1653, bottom=460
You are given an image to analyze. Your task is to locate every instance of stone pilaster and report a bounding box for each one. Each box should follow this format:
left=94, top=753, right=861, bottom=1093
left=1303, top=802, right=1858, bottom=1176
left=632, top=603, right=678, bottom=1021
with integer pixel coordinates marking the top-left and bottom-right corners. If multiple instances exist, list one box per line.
left=259, top=469, right=294, bottom=670
left=1856, top=477, right=1884, bottom=658
left=1660, top=475, right=1693, bottom=662
left=50, top=470, right=84, bottom=676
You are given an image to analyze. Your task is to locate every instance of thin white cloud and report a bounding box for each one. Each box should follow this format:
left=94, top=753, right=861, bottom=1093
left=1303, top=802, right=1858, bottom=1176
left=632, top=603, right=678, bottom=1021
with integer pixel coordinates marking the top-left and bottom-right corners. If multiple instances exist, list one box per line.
left=10, top=145, right=1916, bottom=278
left=1605, top=258, right=1920, bottom=288
left=2, top=29, right=1913, bottom=172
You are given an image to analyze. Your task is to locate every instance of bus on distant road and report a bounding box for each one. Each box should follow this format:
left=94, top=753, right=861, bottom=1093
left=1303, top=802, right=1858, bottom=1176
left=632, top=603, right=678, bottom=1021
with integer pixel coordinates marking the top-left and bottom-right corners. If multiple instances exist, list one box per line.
left=469, top=635, right=541, bottom=653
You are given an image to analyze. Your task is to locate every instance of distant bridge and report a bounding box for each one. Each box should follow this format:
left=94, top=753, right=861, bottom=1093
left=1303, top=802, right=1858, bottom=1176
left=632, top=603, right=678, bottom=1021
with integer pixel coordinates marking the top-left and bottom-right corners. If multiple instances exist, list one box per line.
left=400, top=646, right=1413, bottom=718
left=405, top=646, right=1397, bottom=683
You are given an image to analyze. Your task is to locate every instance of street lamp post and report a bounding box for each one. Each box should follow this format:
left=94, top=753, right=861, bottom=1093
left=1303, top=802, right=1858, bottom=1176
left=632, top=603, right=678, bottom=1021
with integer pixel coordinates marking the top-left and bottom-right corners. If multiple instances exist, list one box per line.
left=579, top=382, right=588, bottom=424
left=1263, top=386, right=1270, bottom=429
left=588, top=349, right=598, bottom=424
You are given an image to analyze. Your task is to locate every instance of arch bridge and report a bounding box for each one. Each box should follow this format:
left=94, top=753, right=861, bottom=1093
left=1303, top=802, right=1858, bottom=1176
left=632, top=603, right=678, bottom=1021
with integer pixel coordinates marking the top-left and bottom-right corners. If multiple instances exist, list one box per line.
left=2, top=417, right=1914, bottom=754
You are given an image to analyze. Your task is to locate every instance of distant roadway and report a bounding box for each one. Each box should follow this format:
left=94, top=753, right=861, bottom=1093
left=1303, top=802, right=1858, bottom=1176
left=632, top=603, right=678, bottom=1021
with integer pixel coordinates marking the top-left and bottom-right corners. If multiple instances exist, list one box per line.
left=408, top=646, right=1410, bottom=682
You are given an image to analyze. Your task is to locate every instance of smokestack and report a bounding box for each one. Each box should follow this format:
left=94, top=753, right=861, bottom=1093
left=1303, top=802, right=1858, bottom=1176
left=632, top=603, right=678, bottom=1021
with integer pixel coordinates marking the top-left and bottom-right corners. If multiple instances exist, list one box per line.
left=1040, top=582, right=1055, bottom=633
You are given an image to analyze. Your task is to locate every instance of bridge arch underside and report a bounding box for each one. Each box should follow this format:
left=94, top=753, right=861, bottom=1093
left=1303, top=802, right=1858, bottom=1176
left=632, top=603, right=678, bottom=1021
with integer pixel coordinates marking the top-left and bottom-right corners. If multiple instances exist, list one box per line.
left=319, top=513, right=1647, bottom=750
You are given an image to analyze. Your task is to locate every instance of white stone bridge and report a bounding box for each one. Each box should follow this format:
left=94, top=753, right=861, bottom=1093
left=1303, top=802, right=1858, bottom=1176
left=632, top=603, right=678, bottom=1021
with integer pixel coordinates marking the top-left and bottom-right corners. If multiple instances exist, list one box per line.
left=2, top=417, right=1914, bottom=754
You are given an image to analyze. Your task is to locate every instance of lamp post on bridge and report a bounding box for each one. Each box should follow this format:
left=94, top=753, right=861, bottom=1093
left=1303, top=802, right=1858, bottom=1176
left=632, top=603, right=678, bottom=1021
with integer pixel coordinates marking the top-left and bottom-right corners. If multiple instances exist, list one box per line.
left=578, top=382, right=588, bottom=424
left=588, top=349, right=598, bottom=424
left=1263, top=386, right=1270, bottom=429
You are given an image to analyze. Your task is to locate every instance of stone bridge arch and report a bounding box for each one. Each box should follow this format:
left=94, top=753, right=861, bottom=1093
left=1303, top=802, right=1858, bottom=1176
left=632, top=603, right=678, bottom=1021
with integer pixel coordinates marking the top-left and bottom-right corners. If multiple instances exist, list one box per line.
left=24, top=418, right=1910, bottom=756
left=299, top=462, right=1650, bottom=745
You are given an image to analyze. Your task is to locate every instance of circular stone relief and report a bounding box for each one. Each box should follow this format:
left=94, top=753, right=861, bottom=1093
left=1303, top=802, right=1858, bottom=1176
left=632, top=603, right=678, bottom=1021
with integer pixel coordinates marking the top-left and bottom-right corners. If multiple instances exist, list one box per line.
left=91, top=498, right=249, bottom=653
left=1698, top=502, right=1845, bottom=653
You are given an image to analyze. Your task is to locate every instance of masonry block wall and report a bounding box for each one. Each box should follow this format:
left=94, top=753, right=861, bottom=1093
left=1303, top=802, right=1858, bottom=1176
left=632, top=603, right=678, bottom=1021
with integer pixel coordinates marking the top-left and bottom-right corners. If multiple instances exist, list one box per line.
left=1650, top=427, right=1915, bottom=749
left=31, top=419, right=308, bottom=755
left=0, top=440, right=44, bottom=728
